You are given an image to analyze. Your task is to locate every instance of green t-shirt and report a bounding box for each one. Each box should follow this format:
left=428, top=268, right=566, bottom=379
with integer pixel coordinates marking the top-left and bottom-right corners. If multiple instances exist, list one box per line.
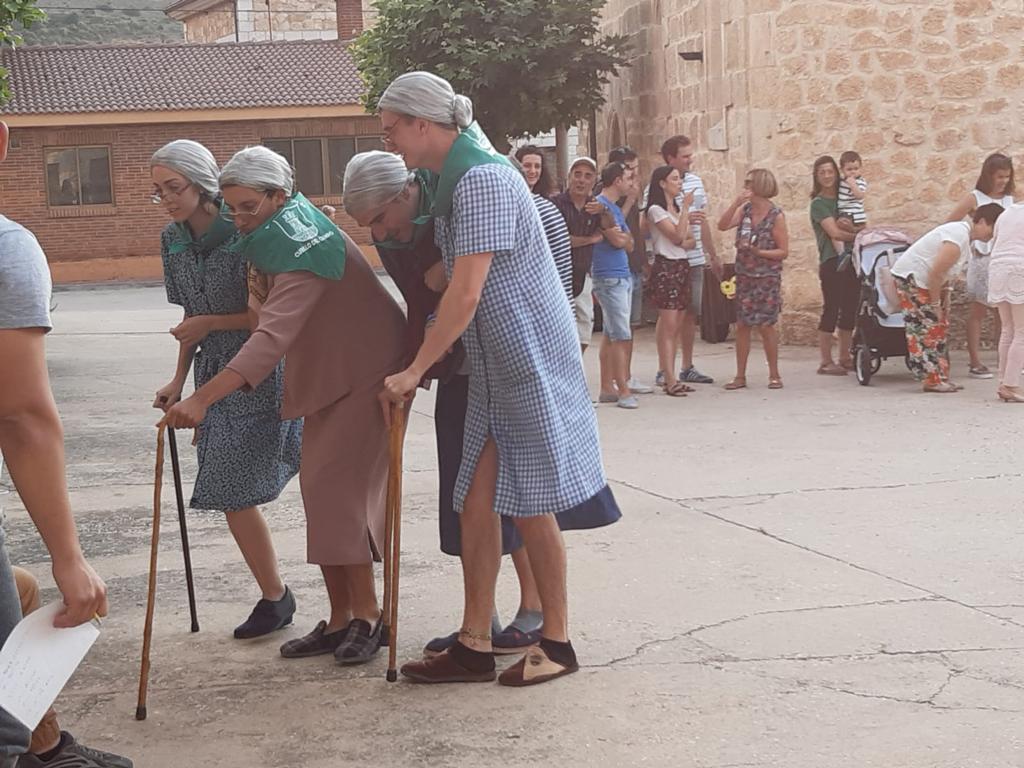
left=810, top=195, right=839, bottom=264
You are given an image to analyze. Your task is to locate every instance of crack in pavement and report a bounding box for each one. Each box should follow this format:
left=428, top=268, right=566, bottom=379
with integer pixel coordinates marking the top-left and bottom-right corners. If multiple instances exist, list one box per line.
left=608, top=479, right=1024, bottom=635
left=611, top=472, right=1024, bottom=507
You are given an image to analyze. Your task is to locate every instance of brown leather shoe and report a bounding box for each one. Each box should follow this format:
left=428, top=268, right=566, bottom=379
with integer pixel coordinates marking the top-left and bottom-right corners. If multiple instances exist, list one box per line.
left=498, top=645, right=579, bottom=687
left=400, top=650, right=496, bottom=683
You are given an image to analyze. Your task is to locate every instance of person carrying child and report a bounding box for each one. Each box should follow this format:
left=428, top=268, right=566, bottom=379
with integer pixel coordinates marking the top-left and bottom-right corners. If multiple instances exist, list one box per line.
left=833, top=150, right=868, bottom=265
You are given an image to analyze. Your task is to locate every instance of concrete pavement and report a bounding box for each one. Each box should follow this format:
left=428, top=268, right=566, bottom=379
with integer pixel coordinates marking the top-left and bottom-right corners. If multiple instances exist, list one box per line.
left=5, top=284, right=1024, bottom=768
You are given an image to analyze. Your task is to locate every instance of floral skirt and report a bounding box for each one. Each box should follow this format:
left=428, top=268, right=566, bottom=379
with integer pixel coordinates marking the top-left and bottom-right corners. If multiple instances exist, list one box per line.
left=894, top=273, right=949, bottom=387
left=645, top=255, right=690, bottom=310
left=736, top=272, right=782, bottom=326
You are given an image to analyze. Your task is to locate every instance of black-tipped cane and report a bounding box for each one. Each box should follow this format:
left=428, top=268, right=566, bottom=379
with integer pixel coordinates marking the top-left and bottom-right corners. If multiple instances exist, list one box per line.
left=166, top=427, right=200, bottom=634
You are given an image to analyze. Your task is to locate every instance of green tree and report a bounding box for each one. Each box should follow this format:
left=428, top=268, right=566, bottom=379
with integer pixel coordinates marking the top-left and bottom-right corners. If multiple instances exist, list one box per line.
left=351, top=0, right=629, bottom=149
left=0, top=0, right=46, bottom=105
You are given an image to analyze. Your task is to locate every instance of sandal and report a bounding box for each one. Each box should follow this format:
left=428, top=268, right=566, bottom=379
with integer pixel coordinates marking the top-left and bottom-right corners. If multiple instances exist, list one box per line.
left=768, top=378, right=784, bottom=389
left=817, top=364, right=848, bottom=376
left=662, top=382, right=689, bottom=397
left=923, top=382, right=959, bottom=393
left=724, top=378, right=747, bottom=390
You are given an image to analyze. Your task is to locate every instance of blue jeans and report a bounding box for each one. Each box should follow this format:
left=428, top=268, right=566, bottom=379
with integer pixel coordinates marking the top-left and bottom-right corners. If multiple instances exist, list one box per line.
left=592, top=277, right=633, bottom=342
left=630, top=270, right=644, bottom=327
left=687, top=265, right=705, bottom=316
left=0, top=524, right=31, bottom=760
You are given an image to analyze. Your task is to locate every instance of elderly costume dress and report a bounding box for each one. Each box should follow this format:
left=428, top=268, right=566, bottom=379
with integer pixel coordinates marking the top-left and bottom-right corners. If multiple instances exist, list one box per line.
left=432, top=125, right=621, bottom=526
left=225, top=196, right=406, bottom=564
left=160, top=214, right=301, bottom=511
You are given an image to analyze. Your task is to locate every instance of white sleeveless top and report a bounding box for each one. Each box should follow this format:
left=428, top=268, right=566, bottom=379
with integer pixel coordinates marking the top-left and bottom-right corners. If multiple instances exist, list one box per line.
left=971, top=189, right=1014, bottom=255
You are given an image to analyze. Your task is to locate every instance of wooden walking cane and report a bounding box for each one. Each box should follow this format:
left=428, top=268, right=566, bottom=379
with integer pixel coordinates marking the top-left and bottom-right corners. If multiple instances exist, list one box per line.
left=384, top=403, right=407, bottom=682
left=136, top=424, right=166, bottom=721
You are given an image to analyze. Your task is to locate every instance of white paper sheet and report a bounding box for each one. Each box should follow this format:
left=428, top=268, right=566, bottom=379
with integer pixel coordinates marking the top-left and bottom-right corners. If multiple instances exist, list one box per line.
left=0, top=601, right=100, bottom=730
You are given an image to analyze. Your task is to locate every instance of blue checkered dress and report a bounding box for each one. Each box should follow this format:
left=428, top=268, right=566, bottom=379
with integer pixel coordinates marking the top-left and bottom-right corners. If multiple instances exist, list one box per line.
left=435, top=164, right=616, bottom=519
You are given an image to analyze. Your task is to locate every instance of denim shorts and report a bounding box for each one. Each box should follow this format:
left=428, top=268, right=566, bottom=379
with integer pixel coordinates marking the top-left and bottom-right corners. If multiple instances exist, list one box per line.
left=592, top=276, right=633, bottom=342
left=688, top=265, right=705, bottom=315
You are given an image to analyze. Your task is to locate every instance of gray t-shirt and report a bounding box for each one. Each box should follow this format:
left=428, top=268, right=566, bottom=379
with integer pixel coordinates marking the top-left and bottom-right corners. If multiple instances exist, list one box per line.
left=0, top=216, right=52, bottom=331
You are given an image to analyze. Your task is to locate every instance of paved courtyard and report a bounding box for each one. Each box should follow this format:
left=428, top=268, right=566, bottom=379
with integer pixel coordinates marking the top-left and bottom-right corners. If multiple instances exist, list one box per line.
left=5, top=284, right=1024, bottom=768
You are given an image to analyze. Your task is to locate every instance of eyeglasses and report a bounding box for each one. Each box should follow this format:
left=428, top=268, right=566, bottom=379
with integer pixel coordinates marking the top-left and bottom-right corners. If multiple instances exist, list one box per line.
left=381, top=116, right=411, bottom=142
left=150, top=182, right=193, bottom=204
left=220, top=192, right=270, bottom=221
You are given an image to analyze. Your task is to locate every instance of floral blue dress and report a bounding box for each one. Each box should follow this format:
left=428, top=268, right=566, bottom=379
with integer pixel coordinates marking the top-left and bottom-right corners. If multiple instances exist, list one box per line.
left=160, top=221, right=302, bottom=511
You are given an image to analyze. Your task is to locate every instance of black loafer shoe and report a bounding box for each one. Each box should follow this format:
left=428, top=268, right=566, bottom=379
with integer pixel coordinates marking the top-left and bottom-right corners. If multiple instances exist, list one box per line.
left=234, top=586, right=296, bottom=639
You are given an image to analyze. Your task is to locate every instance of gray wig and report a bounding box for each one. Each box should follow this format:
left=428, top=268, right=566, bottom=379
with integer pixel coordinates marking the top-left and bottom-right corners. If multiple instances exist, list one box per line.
left=378, top=71, right=473, bottom=129
left=219, top=145, right=294, bottom=195
left=150, top=139, right=220, bottom=199
left=342, top=151, right=414, bottom=216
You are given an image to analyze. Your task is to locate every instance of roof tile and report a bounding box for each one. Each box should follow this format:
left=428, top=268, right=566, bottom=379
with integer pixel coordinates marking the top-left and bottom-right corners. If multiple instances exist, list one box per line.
left=0, top=39, right=364, bottom=115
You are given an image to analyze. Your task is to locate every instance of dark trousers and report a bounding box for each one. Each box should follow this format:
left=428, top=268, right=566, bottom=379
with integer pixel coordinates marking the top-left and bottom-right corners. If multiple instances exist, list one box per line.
left=434, top=375, right=520, bottom=557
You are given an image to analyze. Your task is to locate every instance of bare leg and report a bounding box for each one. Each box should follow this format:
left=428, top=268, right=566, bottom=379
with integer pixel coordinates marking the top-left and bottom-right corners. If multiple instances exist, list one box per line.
left=343, top=563, right=379, bottom=623
left=598, top=336, right=616, bottom=395
left=968, top=302, right=986, bottom=369
left=510, top=547, right=542, bottom=613
left=837, top=329, right=853, bottom=367
left=459, top=438, right=502, bottom=652
left=656, top=310, right=682, bottom=385
left=226, top=506, right=285, bottom=600
left=761, top=325, right=781, bottom=380
left=514, top=514, right=568, bottom=642
left=320, top=565, right=353, bottom=632
left=997, top=301, right=1012, bottom=381
left=680, top=310, right=697, bottom=370
left=734, top=323, right=752, bottom=380
left=625, top=338, right=635, bottom=383
left=819, top=330, right=835, bottom=367
left=611, top=340, right=631, bottom=396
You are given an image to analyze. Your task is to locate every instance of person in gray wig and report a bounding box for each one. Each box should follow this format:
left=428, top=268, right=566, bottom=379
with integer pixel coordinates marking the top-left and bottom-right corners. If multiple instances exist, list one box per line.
left=150, top=139, right=302, bottom=640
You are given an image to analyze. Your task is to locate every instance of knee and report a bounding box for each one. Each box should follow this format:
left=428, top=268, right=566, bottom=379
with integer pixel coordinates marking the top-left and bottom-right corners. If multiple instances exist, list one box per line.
left=13, top=566, right=40, bottom=615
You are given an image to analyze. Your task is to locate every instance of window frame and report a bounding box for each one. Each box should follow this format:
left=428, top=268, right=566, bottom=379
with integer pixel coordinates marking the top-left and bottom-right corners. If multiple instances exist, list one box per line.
left=44, top=144, right=115, bottom=209
left=260, top=136, right=384, bottom=199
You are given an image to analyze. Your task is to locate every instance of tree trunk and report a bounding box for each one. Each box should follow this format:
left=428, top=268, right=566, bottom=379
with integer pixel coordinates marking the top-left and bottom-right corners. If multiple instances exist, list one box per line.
left=554, top=124, right=569, bottom=186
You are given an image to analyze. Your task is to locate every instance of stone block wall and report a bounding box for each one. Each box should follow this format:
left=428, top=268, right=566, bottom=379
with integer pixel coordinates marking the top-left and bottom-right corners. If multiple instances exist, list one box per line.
left=596, top=0, right=1024, bottom=345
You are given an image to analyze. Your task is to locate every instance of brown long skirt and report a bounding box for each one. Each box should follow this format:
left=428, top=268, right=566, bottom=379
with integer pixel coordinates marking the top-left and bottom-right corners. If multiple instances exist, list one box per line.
left=299, top=381, right=388, bottom=566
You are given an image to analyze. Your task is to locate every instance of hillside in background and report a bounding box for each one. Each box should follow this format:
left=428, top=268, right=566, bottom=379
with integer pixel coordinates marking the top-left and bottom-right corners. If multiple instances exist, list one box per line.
left=21, top=0, right=184, bottom=45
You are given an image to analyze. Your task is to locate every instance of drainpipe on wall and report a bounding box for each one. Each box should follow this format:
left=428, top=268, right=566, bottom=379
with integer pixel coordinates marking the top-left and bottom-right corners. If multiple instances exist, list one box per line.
left=266, top=0, right=273, bottom=40
left=234, top=0, right=240, bottom=41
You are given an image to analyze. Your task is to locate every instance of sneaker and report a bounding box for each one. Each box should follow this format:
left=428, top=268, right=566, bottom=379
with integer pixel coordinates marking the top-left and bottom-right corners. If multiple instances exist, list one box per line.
left=680, top=366, right=714, bottom=384
left=626, top=378, right=654, bottom=394
left=17, top=732, right=133, bottom=768
left=968, top=365, right=994, bottom=379
left=654, top=370, right=666, bottom=387
left=616, top=395, right=640, bottom=410
left=423, top=631, right=459, bottom=658
left=233, top=586, right=295, bottom=639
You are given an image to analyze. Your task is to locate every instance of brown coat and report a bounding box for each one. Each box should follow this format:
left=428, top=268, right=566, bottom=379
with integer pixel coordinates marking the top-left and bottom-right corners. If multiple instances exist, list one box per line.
left=227, top=236, right=407, bottom=564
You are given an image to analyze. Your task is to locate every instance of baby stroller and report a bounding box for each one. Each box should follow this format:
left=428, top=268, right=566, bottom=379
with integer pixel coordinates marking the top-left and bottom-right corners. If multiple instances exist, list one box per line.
left=850, top=227, right=915, bottom=386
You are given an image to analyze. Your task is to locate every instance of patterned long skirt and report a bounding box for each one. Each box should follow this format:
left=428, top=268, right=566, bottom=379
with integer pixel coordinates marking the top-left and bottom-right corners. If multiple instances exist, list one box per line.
left=894, top=274, right=949, bottom=386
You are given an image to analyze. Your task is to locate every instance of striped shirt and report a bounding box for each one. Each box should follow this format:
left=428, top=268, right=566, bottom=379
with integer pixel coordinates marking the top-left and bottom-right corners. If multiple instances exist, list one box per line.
left=534, top=194, right=574, bottom=303
left=838, top=177, right=868, bottom=225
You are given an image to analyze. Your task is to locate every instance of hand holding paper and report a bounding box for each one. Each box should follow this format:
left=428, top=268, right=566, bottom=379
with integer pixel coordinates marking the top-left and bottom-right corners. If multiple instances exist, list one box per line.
left=0, top=601, right=100, bottom=730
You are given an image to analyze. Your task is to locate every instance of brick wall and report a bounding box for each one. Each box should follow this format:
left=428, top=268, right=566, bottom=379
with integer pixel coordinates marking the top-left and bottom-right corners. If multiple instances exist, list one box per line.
left=596, top=0, right=1024, bottom=345
left=6, top=115, right=382, bottom=282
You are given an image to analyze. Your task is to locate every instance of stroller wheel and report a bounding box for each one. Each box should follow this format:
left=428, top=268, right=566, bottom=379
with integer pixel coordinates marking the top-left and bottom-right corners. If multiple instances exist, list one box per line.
left=855, top=346, right=874, bottom=386
left=871, top=355, right=882, bottom=374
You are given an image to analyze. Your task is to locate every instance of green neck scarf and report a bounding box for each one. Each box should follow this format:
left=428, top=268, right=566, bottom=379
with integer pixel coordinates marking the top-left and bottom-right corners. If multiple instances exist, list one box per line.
left=373, top=169, right=438, bottom=252
left=233, top=192, right=345, bottom=280
left=433, top=122, right=513, bottom=218
left=166, top=204, right=237, bottom=256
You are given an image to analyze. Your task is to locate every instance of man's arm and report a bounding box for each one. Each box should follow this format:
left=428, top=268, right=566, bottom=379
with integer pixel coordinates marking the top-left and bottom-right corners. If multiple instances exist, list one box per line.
left=0, top=328, right=107, bottom=626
